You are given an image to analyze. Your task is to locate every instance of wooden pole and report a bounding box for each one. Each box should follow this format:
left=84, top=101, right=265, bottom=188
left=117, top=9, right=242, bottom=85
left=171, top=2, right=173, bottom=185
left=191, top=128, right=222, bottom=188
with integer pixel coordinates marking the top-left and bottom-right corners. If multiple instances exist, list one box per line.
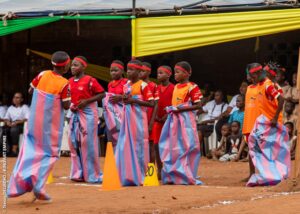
left=292, top=47, right=300, bottom=181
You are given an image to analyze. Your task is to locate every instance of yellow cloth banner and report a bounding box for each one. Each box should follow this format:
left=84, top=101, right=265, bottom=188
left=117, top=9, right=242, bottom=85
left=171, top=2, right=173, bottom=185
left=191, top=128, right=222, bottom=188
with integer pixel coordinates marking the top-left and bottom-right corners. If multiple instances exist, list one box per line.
left=133, top=8, right=300, bottom=57
left=29, top=50, right=111, bottom=82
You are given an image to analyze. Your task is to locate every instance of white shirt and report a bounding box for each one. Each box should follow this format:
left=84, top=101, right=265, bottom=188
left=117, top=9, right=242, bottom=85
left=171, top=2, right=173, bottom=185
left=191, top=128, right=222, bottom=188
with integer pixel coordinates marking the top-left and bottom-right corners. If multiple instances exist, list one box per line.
left=0, top=105, right=7, bottom=119
left=229, top=94, right=239, bottom=114
left=202, top=100, right=228, bottom=121
left=4, top=105, right=30, bottom=121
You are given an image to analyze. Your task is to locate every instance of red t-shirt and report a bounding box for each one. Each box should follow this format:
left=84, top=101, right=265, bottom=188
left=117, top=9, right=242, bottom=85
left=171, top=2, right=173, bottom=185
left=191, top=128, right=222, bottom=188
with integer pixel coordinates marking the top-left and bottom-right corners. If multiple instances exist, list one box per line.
left=146, top=81, right=157, bottom=123
left=108, top=78, right=128, bottom=95
left=69, top=75, right=104, bottom=106
left=154, top=83, right=175, bottom=119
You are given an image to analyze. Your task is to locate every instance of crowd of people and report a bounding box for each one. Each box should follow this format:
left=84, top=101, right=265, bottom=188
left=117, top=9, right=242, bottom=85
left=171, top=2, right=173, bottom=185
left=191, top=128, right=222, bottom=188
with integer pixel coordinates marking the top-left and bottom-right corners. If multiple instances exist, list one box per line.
left=1, top=51, right=298, bottom=202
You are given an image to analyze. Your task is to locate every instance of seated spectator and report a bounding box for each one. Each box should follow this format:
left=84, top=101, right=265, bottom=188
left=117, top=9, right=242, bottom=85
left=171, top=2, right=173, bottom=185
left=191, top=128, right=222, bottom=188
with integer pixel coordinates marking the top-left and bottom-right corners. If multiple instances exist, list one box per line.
left=228, top=94, right=245, bottom=133
left=283, top=101, right=297, bottom=134
left=198, top=90, right=228, bottom=146
left=211, top=123, right=231, bottom=160
left=285, top=122, right=297, bottom=160
left=220, top=121, right=243, bottom=162
left=215, top=82, right=247, bottom=142
left=285, top=72, right=299, bottom=116
left=4, top=92, right=29, bottom=156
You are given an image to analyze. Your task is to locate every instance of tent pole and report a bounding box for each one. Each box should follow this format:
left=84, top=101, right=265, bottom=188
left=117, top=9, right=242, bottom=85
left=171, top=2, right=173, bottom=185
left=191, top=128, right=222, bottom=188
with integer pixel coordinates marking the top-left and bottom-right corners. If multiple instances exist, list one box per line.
left=132, top=0, right=136, bottom=16
left=26, top=29, right=31, bottom=102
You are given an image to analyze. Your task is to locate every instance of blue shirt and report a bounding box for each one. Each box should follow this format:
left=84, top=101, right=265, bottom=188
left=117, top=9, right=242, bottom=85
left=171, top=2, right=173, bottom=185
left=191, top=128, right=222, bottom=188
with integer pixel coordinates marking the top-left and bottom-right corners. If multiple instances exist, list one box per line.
left=228, top=109, right=244, bottom=132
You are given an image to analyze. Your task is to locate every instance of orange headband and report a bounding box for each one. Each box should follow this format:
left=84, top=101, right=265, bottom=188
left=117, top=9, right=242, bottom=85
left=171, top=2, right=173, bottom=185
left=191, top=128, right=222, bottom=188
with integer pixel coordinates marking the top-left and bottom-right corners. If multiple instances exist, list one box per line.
left=249, top=65, right=262, bottom=74
left=175, top=65, right=191, bottom=75
left=158, top=66, right=172, bottom=76
left=127, top=63, right=143, bottom=70
left=111, top=63, right=124, bottom=70
left=52, top=58, right=70, bottom=67
left=74, top=57, right=88, bottom=68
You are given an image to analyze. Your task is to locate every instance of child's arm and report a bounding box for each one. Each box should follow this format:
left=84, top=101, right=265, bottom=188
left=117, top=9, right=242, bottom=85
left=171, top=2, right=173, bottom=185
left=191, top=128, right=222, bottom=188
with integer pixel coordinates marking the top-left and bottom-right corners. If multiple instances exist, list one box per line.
left=271, top=95, right=284, bottom=126
left=77, top=92, right=105, bottom=109
left=173, top=102, right=201, bottom=113
left=149, top=101, right=158, bottom=132
left=123, top=97, right=155, bottom=107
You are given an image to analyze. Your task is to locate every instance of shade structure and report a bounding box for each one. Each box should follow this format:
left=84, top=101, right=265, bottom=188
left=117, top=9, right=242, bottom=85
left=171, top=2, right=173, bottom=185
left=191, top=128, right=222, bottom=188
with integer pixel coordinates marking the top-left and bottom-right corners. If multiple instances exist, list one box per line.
left=132, top=8, right=300, bottom=57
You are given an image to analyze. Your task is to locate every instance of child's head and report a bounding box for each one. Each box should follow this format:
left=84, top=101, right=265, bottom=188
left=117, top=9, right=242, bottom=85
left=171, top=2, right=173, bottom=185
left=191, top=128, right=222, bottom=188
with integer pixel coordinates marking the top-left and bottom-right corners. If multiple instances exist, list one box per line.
left=127, top=59, right=143, bottom=81
left=236, top=94, right=245, bottom=110
left=157, top=65, right=172, bottom=82
left=139, top=62, right=151, bottom=80
left=51, top=51, right=70, bottom=74
left=292, top=72, right=297, bottom=86
left=246, top=63, right=264, bottom=84
left=214, top=90, right=224, bottom=104
left=231, top=121, right=240, bottom=135
left=285, top=122, right=294, bottom=136
left=221, top=123, right=231, bottom=137
left=174, top=61, right=191, bottom=83
left=275, top=68, right=286, bottom=84
left=285, top=101, right=295, bottom=114
left=263, top=62, right=279, bottom=81
left=239, top=81, right=248, bottom=95
left=110, top=60, right=124, bottom=80
left=71, top=56, right=88, bottom=76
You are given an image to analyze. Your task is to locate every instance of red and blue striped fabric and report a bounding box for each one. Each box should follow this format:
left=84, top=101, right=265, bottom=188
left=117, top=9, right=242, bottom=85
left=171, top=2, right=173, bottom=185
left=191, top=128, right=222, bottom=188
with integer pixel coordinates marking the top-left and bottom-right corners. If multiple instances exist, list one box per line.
left=115, top=95, right=149, bottom=186
left=7, top=89, right=64, bottom=200
left=102, top=93, right=123, bottom=149
left=159, top=103, right=202, bottom=185
left=247, top=114, right=291, bottom=187
left=68, top=102, right=102, bottom=183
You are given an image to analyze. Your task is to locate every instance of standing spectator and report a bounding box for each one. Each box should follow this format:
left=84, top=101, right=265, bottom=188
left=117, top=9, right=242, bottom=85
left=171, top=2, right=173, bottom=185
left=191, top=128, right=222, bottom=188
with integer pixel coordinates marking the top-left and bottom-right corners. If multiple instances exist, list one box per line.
left=4, top=92, right=29, bottom=156
left=276, top=67, right=291, bottom=97
left=285, top=122, right=297, bottom=160
left=285, top=72, right=299, bottom=116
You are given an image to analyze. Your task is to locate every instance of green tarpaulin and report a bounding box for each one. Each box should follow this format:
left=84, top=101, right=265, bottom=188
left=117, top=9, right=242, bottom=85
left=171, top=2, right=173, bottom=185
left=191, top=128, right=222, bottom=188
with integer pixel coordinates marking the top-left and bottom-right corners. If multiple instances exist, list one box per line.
left=0, top=15, right=132, bottom=37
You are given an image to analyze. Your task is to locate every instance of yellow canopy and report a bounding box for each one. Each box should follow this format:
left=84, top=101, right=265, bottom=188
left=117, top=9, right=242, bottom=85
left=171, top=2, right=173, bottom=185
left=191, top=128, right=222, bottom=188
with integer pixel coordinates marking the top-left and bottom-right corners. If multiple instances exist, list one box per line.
left=132, top=8, right=300, bottom=57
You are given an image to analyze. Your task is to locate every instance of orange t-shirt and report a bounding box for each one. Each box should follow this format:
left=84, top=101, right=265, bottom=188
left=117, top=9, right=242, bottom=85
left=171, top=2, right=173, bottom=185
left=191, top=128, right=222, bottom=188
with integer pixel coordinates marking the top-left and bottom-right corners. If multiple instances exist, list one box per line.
left=127, top=80, right=154, bottom=101
left=172, top=82, right=202, bottom=106
left=242, top=84, right=260, bottom=134
left=243, top=79, right=283, bottom=134
left=31, top=70, right=70, bottom=101
left=257, top=78, right=283, bottom=123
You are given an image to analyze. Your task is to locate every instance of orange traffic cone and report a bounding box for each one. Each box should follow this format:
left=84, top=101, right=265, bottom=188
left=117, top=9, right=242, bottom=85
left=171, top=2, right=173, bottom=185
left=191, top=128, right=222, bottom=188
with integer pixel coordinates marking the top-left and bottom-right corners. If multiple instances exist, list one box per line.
left=102, top=142, right=122, bottom=190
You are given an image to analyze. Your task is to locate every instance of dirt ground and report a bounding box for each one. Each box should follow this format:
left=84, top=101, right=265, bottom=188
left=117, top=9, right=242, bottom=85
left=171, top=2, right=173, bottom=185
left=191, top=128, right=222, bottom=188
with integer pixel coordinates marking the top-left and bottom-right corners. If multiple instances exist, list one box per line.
left=1, top=157, right=300, bottom=214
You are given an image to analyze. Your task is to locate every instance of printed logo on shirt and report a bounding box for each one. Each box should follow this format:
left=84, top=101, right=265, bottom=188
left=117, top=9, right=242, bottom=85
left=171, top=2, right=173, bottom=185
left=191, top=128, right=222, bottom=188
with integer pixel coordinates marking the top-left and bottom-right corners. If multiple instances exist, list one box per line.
left=78, top=86, right=83, bottom=91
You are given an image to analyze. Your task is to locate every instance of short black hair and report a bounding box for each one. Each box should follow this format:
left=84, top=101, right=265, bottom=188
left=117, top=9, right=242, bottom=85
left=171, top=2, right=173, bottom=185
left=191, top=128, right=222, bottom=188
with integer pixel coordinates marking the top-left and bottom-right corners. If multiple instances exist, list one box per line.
left=74, top=55, right=88, bottom=64
left=246, top=62, right=262, bottom=73
left=284, top=121, right=294, bottom=130
left=158, top=65, right=172, bottom=72
left=175, top=61, right=192, bottom=74
left=128, top=59, right=142, bottom=66
left=112, top=60, right=124, bottom=67
left=231, top=120, right=241, bottom=128
left=51, top=51, right=70, bottom=65
left=238, top=94, right=245, bottom=101
left=142, top=62, right=151, bottom=69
